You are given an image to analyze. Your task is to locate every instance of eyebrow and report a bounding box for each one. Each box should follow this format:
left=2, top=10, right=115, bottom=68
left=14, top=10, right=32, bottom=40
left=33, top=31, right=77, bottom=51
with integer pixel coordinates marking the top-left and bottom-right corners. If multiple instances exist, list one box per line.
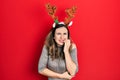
left=56, top=32, right=67, bottom=34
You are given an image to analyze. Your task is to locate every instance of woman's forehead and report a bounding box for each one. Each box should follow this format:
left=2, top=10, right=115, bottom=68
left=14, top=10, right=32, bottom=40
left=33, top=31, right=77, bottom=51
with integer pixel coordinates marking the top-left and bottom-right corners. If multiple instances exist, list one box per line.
left=55, top=27, right=68, bottom=33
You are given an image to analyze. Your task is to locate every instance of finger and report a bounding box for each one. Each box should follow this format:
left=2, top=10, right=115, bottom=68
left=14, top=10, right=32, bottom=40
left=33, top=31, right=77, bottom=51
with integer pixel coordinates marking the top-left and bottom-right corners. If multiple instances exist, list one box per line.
left=64, top=39, right=70, bottom=44
left=64, top=39, right=68, bottom=43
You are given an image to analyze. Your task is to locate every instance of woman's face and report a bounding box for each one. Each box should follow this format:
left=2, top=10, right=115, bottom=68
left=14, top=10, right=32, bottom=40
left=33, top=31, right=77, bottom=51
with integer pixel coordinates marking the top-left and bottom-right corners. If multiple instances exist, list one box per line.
left=54, top=27, right=68, bottom=46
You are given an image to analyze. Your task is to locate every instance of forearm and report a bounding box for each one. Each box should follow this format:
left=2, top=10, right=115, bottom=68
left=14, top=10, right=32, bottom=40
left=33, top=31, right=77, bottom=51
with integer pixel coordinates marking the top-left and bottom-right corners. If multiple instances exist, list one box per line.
left=38, top=68, right=62, bottom=78
left=64, top=52, right=77, bottom=76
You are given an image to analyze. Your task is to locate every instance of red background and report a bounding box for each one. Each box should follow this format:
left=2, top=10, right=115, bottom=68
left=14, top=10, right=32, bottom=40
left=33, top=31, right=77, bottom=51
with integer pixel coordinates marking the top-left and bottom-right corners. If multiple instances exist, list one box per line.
left=0, top=0, right=120, bottom=80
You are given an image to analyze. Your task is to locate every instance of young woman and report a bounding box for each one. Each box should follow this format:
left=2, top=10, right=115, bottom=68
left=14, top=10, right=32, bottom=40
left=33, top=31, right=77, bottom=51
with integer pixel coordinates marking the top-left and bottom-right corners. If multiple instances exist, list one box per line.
left=38, top=3, right=78, bottom=80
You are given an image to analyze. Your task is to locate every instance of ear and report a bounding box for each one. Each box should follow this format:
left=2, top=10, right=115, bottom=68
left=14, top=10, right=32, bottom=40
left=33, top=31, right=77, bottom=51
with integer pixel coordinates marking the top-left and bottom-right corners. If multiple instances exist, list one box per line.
left=53, top=22, right=56, bottom=28
left=68, top=21, right=73, bottom=27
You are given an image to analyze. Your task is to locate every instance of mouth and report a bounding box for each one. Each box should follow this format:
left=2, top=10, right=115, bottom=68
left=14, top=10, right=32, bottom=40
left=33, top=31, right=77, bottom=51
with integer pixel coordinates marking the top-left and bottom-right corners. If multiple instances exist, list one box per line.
left=59, top=40, right=65, bottom=43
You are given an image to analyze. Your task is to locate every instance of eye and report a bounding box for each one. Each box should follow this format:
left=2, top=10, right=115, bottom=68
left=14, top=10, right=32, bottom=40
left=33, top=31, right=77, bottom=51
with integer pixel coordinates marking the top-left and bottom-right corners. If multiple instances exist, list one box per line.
left=63, top=33, right=67, bottom=35
left=57, top=33, right=61, bottom=35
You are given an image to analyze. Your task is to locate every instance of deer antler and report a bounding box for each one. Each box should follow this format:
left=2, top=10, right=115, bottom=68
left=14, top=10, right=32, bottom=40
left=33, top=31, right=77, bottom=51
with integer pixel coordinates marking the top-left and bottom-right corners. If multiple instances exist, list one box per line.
left=45, top=3, right=58, bottom=21
left=64, top=6, right=77, bottom=25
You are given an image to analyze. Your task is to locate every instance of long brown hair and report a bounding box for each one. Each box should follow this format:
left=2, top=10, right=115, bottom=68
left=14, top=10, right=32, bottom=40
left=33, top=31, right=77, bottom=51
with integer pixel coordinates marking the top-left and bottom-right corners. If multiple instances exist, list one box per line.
left=45, top=24, right=73, bottom=60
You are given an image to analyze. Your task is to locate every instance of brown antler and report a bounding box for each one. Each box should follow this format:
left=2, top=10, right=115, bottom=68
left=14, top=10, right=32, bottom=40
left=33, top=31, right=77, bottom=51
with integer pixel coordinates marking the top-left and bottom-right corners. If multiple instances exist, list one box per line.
left=45, top=3, right=58, bottom=21
left=64, top=6, right=77, bottom=25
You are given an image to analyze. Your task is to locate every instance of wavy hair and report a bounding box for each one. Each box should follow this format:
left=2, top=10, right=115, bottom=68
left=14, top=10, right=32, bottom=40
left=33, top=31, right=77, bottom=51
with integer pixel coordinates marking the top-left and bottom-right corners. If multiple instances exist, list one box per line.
left=45, top=24, right=73, bottom=60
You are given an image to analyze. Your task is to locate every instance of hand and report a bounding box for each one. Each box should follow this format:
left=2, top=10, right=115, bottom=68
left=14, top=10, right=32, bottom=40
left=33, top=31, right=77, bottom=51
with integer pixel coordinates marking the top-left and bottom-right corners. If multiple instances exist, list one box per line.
left=63, top=39, right=71, bottom=53
left=60, top=72, right=73, bottom=80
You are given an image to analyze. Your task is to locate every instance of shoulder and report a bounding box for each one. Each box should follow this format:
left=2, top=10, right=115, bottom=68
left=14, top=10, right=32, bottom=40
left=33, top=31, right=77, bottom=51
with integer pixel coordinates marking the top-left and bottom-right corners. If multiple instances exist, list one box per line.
left=71, top=43, right=77, bottom=49
left=42, top=44, right=48, bottom=51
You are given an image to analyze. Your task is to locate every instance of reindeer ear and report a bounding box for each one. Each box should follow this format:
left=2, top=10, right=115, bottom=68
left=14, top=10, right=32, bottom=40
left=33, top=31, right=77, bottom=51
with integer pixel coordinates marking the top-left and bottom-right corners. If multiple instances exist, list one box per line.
left=68, top=21, right=73, bottom=27
left=53, top=23, right=56, bottom=28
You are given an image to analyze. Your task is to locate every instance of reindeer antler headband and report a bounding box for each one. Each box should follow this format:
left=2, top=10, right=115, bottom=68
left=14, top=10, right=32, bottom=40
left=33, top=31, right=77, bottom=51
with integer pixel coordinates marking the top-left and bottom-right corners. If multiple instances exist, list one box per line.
left=45, top=3, right=77, bottom=28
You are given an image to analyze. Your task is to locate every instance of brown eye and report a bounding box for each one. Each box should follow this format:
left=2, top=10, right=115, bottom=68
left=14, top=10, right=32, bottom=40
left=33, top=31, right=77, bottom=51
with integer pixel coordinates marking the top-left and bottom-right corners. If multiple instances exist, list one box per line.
left=64, top=33, right=67, bottom=35
left=57, top=33, right=61, bottom=35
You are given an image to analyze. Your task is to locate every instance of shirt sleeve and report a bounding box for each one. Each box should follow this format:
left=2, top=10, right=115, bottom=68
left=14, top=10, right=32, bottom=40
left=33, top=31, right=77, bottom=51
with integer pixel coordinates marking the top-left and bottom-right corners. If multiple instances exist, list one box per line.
left=70, top=48, right=79, bottom=73
left=38, top=45, right=48, bottom=72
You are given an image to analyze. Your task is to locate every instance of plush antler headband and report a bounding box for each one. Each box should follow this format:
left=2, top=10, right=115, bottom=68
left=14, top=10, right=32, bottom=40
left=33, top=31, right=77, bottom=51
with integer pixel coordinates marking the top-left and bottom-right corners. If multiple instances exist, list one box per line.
left=45, top=3, right=77, bottom=28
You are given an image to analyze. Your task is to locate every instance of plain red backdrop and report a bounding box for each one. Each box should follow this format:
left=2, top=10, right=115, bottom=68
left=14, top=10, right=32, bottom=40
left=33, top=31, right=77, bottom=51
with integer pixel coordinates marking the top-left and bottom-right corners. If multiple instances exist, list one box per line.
left=0, top=0, right=120, bottom=80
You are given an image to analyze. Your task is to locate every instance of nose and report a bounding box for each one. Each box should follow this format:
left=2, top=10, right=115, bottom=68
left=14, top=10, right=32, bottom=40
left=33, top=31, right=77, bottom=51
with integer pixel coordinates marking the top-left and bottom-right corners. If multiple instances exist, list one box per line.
left=60, top=34, right=64, bottom=39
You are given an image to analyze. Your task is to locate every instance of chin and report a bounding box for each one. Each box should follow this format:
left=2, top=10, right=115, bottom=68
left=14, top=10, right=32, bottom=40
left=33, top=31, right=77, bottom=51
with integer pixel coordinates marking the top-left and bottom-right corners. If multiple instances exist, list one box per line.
left=58, top=43, right=64, bottom=46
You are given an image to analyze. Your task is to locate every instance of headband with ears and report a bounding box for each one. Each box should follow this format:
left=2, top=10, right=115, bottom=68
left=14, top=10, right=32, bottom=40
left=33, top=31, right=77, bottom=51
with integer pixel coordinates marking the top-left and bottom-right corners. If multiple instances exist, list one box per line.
left=45, top=3, right=77, bottom=28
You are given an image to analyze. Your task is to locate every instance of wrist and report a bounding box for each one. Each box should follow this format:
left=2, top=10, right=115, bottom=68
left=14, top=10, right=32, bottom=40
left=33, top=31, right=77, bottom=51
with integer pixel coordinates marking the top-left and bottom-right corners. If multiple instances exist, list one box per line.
left=64, top=51, right=69, bottom=54
left=57, top=73, right=63, bottom=79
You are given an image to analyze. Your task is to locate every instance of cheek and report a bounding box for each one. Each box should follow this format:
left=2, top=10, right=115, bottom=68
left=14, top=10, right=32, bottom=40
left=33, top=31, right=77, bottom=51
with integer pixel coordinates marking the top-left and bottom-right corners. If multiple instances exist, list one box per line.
left=54, top=36, right=59, bottom=41
left=65, top=35, right=68, bottom=39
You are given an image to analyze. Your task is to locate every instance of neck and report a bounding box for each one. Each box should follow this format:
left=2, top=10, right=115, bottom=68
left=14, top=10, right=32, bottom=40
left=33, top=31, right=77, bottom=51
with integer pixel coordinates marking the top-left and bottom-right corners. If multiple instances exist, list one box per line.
left=57, top=44, right=63, bottom=48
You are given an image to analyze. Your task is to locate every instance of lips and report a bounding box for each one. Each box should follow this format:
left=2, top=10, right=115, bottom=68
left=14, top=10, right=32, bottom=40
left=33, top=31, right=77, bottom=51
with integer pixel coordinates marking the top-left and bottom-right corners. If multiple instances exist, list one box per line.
left=59, top=40, right=65, bottom=43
